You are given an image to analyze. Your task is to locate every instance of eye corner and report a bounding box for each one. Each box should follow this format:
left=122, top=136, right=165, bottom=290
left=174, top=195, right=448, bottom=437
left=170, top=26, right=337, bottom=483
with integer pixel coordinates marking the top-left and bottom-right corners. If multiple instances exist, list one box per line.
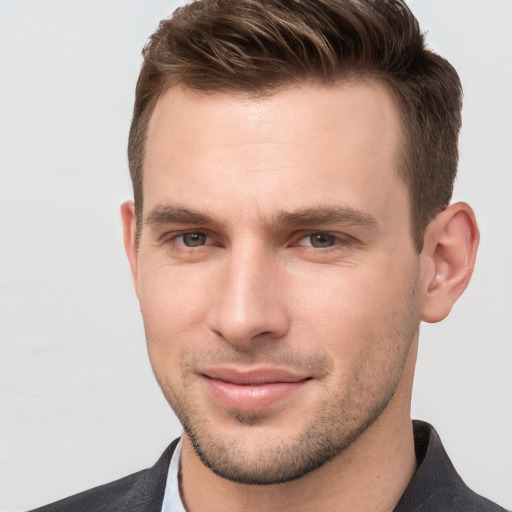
left=293, top=231, right=352, bottom=250
left=157, top=229, right=212, bottom=249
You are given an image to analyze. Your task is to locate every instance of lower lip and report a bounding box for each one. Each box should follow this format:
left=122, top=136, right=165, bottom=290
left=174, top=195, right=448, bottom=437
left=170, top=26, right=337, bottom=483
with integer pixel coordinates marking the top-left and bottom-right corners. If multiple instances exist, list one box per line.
left=203, top=377, right=309, bottom=413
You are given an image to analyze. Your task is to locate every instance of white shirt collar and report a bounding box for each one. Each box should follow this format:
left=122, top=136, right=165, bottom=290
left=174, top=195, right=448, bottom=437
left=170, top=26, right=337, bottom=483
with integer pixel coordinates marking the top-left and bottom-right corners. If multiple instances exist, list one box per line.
left=161, top=438, right=187, bottom=512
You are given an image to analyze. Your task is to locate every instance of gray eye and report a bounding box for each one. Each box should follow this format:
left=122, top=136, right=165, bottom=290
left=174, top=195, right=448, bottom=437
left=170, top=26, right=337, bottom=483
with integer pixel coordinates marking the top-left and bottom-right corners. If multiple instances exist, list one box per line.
left=182, top=233, right=207, bottom=247
left=309, top=233, right=338, bottom=248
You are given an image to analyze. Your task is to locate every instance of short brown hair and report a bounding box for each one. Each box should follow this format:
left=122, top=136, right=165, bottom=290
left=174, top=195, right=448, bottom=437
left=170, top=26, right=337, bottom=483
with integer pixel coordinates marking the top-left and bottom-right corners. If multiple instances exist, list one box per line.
left=128, top=0, right=462, bottom=252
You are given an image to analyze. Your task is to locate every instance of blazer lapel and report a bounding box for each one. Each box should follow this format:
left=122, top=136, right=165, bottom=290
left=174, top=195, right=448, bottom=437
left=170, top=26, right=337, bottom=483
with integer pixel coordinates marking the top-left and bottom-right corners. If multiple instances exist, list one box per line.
left=119, top=438, right=179, bottom=512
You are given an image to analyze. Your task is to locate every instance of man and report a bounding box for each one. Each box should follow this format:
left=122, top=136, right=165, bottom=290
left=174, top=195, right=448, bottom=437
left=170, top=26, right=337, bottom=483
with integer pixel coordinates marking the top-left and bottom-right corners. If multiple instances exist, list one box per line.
left=30, top=0, right=507, bottom=511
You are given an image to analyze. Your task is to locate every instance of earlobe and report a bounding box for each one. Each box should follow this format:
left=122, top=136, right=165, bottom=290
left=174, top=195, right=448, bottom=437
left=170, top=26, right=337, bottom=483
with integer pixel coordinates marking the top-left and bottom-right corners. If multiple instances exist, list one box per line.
left=120, top=201, right=140, bottom=297
left=420, top=202, right=479, bottom=323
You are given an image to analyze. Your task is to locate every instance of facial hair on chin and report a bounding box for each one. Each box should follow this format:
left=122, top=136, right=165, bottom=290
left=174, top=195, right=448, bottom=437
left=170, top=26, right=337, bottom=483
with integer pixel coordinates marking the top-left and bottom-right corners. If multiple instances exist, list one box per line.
left=152, top=315, right=418, bottom=486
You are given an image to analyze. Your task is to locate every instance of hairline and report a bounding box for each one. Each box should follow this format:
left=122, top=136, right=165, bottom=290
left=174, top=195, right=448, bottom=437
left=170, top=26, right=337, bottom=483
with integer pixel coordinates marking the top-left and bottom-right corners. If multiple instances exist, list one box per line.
left=134, top=75, right=419, bottom=250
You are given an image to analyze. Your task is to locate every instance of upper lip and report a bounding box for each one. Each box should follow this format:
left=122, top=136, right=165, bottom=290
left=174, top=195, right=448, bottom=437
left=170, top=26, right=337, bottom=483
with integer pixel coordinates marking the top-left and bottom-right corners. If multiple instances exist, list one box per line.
left=201, top=366, right=311, bottom=385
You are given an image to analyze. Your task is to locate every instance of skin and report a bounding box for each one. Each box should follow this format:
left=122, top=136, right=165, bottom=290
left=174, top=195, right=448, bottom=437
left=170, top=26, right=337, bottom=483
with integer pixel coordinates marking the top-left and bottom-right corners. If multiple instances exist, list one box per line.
left=122, top=82, right=479, bottom=512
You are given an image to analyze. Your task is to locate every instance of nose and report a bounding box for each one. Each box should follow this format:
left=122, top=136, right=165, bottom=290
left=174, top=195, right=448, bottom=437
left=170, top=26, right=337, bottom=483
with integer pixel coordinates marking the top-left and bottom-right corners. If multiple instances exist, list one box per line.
left=207, top=244, right=290, bottom=350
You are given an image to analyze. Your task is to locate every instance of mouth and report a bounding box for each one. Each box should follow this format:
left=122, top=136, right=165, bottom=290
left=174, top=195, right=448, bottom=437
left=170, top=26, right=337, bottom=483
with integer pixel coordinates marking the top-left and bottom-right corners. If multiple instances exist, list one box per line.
left=200, top=367, right=312, bottom=413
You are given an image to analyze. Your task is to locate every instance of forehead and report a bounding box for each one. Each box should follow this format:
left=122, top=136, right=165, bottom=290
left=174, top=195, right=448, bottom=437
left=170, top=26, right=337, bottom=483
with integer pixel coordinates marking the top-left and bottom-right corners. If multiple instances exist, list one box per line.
left=143, top=82, right=407, bottom=227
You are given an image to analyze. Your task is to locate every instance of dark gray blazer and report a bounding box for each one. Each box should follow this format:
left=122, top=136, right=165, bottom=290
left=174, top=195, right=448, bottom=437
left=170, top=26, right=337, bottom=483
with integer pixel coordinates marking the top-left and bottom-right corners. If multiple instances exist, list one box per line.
left=29, top=421, right=507, bottom=512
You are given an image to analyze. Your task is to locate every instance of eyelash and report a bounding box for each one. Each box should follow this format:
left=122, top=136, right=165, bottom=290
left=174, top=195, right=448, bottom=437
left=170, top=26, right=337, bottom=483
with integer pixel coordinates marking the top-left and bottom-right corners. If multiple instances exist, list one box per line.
left=165, top=231, right=215, bottom=249
left=162, top=230, right=353, bottom=253
left=296, top=232, right=352, bottom=250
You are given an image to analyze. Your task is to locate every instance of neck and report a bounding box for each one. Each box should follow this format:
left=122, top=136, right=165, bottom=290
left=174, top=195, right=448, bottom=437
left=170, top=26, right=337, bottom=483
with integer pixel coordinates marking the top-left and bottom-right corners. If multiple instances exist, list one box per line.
left=180, top=342, right=418, bottom=512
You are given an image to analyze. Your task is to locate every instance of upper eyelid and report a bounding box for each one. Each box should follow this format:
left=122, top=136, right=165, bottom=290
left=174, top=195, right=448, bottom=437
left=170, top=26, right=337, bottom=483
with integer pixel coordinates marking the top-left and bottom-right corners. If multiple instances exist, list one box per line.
left=158, top=229, right=354, bottom=247
left=160, top=231, right=217, bottom=252
left=293, top=230, right=352, bottom=242
left=159, top=229, right=214, bottom=242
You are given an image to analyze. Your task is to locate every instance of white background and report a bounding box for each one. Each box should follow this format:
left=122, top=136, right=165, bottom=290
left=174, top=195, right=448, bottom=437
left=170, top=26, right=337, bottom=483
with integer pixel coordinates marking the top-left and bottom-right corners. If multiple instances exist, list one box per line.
left=0, top=1, right=511, bottom=510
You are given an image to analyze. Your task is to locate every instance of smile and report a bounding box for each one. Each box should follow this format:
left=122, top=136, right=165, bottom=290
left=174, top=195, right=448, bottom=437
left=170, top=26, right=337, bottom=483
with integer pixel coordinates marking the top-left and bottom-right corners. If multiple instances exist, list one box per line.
left=200, top=367, right=312, bottom=413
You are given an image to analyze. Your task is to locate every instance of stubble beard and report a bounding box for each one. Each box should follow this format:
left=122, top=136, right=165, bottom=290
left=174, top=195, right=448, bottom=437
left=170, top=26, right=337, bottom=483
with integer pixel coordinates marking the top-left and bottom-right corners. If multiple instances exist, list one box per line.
left=179, top=379, right=401, bottom=485
left=151, top=281, right=421, bottom=486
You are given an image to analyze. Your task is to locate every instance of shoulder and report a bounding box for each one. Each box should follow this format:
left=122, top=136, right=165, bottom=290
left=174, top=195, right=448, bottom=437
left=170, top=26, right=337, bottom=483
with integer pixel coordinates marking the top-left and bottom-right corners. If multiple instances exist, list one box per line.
left=28, top=439, right=179, bottom=512
left=395, top=421, right=508, bottom=512
left=28, top=469, right=149, bottom=512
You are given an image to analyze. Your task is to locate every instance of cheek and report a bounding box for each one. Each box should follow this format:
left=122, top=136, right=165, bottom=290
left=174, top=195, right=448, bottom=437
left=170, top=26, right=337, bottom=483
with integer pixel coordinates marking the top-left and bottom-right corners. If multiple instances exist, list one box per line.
left=139, top=262, right=210, bottom=325
left=138, top=264, right=212, bottom=368
left=290, top=262, right=418, bottom=358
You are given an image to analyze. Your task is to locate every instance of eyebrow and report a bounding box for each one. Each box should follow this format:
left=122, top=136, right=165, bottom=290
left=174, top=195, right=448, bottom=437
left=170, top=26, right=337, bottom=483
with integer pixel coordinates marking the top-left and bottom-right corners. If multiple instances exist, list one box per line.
left=272, top=206, right=379, bottom=229
left=145, top=203, right=379, bottom=230
left=146, top=204, right=218, bottom=226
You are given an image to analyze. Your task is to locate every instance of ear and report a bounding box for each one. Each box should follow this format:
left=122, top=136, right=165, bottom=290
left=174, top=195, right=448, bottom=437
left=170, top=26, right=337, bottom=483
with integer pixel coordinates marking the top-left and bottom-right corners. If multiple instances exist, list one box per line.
left=120, top=201, right=140, bottom=298
left=420, top=202, right=479, bottom=323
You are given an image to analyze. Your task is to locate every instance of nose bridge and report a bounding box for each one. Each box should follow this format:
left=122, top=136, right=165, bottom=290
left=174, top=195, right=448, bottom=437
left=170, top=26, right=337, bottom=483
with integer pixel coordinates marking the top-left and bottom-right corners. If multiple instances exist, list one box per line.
left=209, top=239, right=288, bottom=347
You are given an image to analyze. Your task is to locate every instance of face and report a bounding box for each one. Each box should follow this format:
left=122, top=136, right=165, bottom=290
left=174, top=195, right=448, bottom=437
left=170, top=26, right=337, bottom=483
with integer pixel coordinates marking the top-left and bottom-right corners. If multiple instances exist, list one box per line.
left=125, top=83, right=423, bottom=484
